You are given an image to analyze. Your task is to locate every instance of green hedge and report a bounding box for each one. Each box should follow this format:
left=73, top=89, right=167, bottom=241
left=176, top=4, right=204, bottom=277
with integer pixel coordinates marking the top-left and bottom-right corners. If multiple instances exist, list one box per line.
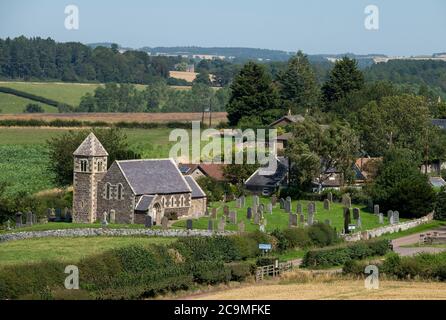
left=0, top=86, right=72, bottom=110
left=301, top=239, right=390, bottom=268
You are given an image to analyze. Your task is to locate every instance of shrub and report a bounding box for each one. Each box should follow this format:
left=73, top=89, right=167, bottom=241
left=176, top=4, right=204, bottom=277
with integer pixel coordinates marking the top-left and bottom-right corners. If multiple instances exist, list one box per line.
left=226, top=261, right=254, bottom=281
left=190, top=260, right=231, bottom=284
left=24, top=103, right=44, bottom=113
left=307, top=223, right=338, bottom=247
left=256, top=256, right=278, bottom=267
left=164, top=212, right=178, bottom=220
left=228, top=235, right=259, bottom=260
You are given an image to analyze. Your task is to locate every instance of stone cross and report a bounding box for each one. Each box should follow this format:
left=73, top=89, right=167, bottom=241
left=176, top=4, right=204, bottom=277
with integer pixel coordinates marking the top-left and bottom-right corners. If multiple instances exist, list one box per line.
left=102, top=211, right=108, bottom=227
left=353, top=208, right=360, bottom=220
left=229, top=211, right=237, bottom=224
left=374, top=204, right=380, bottom=215
left=238, top=220, right=245, bottom=233
left=161, top=216, right=169, bottom=230
left=323, top=199, right=330, bottom=211
left=145, top=215, right=153, bottom=228
left=186, top=219, right=193, bottom=230
left=247, top=207, right=252, bottom=219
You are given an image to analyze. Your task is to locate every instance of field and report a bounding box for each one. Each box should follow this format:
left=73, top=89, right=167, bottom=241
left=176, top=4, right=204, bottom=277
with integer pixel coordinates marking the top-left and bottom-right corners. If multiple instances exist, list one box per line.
left=0, top=92, right=57, bottom=114
left=0, top=236, right=175, bottom=267
left=172, top=197, right=392, bottom=232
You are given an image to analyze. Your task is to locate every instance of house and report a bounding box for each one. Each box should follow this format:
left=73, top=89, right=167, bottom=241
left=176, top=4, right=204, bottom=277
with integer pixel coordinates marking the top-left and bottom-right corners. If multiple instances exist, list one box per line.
left=352, top=157, right=381, bottom=185
left=72, top=133, right=206, bottom=225
left=276, top=132, right=293, bottom=152
left=270, top=113, right=305, bottom=128
left=312, top=167, right=343, bottom=192
left=179, top=163, right=227, bottom=181
left=245, top=157, right=289, bottom=195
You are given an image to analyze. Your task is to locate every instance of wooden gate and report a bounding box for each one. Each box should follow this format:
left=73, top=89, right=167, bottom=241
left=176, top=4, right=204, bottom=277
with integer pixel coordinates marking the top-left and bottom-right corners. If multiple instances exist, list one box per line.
left=255, top=261, right=294, bottom=281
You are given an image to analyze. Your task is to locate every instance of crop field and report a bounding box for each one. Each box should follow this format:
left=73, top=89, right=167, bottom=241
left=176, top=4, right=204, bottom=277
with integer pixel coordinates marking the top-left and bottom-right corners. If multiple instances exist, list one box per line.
left=172, top=197, right=392, bottom=232
left=0, top=92, right=57, bottom=114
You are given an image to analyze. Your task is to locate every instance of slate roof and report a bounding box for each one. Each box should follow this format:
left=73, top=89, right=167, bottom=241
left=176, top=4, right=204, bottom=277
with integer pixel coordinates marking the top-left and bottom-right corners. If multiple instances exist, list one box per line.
left=135, top=195, right=155, bottom=211
left=184, top=176, right=207, bottom=199
left=245, top=157, right=289, bottom=188
left=270, top=115, right=305, bottom=127
left=73, top=133, right=108, bottom=157
left=117, top=159, right=192, bottom=196
left=179, top=163, right=227, bottom=181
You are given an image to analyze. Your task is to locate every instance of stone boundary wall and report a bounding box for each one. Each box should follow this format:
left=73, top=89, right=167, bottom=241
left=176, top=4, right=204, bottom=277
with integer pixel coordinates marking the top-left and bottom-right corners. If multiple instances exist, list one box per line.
left=0, top=228, right=236, bottom=243
left=343, top=213, right=434, bottom=242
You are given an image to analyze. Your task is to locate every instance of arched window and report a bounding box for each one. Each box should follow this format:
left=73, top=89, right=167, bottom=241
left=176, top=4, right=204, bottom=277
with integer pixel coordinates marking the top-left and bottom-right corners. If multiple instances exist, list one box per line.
left=105, top=183, right=111, bottom=200
left=97, top=161, right=103, bottom=172
left=161, top=196, right=166, bottom=207
left=179, top=195, right=185, bottom=207
left=80, top=160, right=88, bottom=172
left=117, top=184, right=123, bottom=200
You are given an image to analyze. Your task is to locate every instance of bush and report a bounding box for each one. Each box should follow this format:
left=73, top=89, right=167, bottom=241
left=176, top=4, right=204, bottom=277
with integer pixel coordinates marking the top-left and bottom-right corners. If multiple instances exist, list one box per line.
left=256, top=256, right=279, bottom=267
left=164, top=212, right=178, bottom=220
left=228, top=235, right=259, bottom=260
left=307, top=223, right=338, bottom=247
left=301, top=239, right=391, bottom=268
left=435, top=189, right=446, bottom=221
left=24, top=103, right=44, bottom=113
left=226, top=261, right=254, bottom=281
left=190, top=260, right=231, bottom=284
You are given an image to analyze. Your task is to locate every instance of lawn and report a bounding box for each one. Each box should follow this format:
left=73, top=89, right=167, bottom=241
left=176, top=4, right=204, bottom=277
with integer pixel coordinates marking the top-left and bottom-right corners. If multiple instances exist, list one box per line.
left=0, top=92, right=57, bottom=113
left=172, top=197, right=392, bottom=232
left=0, top=236, right=175, bottom=267
left=0, top=222, right=151, bottom=234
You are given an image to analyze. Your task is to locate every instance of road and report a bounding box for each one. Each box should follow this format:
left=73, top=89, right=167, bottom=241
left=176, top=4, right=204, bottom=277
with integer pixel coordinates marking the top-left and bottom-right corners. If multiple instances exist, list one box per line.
left=392, top=225, right=446, bottom=256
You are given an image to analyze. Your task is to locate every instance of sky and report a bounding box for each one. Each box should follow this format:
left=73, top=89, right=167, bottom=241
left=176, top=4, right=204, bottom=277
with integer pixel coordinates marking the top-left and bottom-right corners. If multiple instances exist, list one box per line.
left=0, top=0, right=445, bottom=56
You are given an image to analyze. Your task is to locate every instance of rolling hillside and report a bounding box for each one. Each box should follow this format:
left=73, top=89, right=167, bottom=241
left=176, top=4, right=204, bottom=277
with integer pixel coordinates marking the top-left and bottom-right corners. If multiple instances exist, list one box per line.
left=0, top=92, right=57, bottom=114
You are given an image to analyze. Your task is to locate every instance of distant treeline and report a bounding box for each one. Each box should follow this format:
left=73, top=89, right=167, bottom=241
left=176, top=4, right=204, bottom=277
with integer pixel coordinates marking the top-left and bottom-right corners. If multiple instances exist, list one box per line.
left=0, top=36, right=183, bottom=83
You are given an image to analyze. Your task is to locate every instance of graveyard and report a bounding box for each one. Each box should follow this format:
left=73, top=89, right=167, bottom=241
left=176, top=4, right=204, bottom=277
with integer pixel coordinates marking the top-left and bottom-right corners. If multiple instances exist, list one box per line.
left=172, top=195, right=397, bottom=233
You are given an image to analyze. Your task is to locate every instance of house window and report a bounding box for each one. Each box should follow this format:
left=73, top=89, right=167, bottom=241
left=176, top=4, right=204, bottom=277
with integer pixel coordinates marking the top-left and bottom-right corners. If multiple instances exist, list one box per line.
left=80, top=160, right=88, bottom=172
left=117, top=184, right=123, bottom=200
left=105, top=183, right=111, bottom=200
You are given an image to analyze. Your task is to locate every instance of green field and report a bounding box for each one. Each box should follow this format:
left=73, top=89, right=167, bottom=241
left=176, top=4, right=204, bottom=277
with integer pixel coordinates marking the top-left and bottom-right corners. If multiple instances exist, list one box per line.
left=0, top=236, right=175, bottom=267
left=172, top=197, right=393, bottom=232
left=0, top=92, right=57, bottom=113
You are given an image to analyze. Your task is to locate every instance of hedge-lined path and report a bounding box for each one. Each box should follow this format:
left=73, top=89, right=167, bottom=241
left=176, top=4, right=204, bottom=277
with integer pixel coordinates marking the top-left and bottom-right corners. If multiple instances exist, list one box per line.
left=392, top=225, right=446, bottom=256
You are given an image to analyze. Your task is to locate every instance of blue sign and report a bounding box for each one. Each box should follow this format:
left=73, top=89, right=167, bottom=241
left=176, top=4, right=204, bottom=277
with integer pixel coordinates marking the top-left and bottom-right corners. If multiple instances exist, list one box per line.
left=259, top=243, right=272, bottom=250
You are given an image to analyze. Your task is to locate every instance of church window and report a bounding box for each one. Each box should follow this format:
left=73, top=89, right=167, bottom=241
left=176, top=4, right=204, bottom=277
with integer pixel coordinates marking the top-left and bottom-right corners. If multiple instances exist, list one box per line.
left=105, top=183, right=111, bottom=200
left=80, top=160, right=88, bottom=172
left=117, top=184, right=123, bottom=200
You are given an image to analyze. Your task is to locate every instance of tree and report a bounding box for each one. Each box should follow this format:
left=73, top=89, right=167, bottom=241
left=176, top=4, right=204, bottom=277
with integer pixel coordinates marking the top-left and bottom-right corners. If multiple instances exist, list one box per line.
left=226, top=62, right=281, bottom=126
left=47, top=128, right=140, bottom=186
left=369, top=148, right=435, bottom=218
left=435, top=188, right=446, bottom=221
left=277, top=51, right=320, bottom=114
left=194, top=71, right=212, bottom=86
left=286, top=119, right=359, bottom=191
left=322, top=57, right=364, bottom=110
left=24, top=103, right=44, bottom=113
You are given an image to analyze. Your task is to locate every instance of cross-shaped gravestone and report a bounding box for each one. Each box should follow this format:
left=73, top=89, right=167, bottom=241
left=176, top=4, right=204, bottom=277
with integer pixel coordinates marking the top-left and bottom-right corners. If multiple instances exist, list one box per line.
left=145, top=215, right=153, bottom=228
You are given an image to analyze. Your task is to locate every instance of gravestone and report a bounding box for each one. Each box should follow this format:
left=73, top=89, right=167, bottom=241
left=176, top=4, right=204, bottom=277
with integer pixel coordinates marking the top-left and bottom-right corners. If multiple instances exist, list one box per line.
left=238, top=220, right=245, bottom=233
left=374, top=205, right=380, bottom=215
left=280, top=198, right=285, bottom=209
left=223, top=205, right=229, bottom=217
left=229, top=211, right=237, bottom=224
left=290, top=214, right=298, bottom=227
left=259, top=223, right=266, bottom=232
left=387, top=210, right=393, bottom=221
left=259, top=204, right=265, bottom=216
left=297, top=203, right=303, bottom=214
left=286, top=197, right=292, bottom=213
left=218, top=218, right=225, bottom=232
left=378, top=213, right=384, bottom=224
left=55, top=208, right=62, bottom=222
left=32, top=212, right=37, bottom=225
left=236, top=198, right=241, bottom=208
left=145, top=215, right=153, bottom=228
left=299, top=213, right=305, bottom=224
left=342, top=195, right=352, bottom=208
left=247, top=207, right=252, bottom=219
left=101, top=211, right=108, bottom=227
left=356, top=216, right=362, bottom=229
left=393, top=211, right=400, bottom=224
left=307, top=202, right=314, bottom=215
left=267, top=203, right=273, bottom=214
left=353, top=208, right=360, bottom=220
left=161, top=216, right=169, bottom=230
left=26, top=211, right=33, bottom=226
left=271, top=195, right=277, bottom=207
left=109, top=209, right=116, bottom=224
left=254, top=213, right=260, bottom=225
left=327, top=192, right=333, bottom=203
left=6, top=220, right=11, bottom=230
left=15, top=212, right=22, bottom=228
left=324, top=199, right=330, bottom=211
left=208, top=219, right=214, bottom=232
left=186, top=219, right=193, bottom=230
left=241, top=195, right=246, bottom=208
left=308, top=211, right=314, bottom=226
left=211, top=208, right=217, bottom=219
left=343, top=208, right=351, bottom=234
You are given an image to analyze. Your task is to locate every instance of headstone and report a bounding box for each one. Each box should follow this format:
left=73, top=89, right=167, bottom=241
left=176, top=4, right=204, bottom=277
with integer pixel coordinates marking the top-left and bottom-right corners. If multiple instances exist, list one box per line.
left=280, top=198, right=285, bottom=209
left=312, top=202, right=317, bottom=213
left=307, top=202, right=314, bottom=215
left=223, top=205, right=229, bottom=217
left=353, top=208, right=360, bottom=220
left=259, top=203, right=265, bottom=213
left=144, top=215, right=153, bottom=228
left=378, top=213, right=384, bottom=224
left=240, top=195, right=246, bottom=208
left=229, top=211, right=237, bottom=224
left=356, top=216, right=362, bottom=229
left=211, top=208, right=217, bottom=219
left=32, top=213, right=37, bottom=225
left=218, top=218, right=225, bottom=232
left=252, top=204, right=258, bottom=216
left=327, top=192, right=333, bottom=203
left=374, top=205, right=380, bottom=215
left=299, top=213, right=305, bottom=224
left=208, top=219, right=214, bottom=232
left=308, top=211, right=314, bottom=225
left=393, top=211, right=400, bottom=224
left=290, top=214, right=298, bottom=227
left=342, top=195, right=352, bottom=208
left=247, top=207, right=252, bottom=219
left=238, top=220, right=245, bottom=233
left=109, top=209, right=116, bottom=224
left=101, top=211, right=108, bottom=227
left=26, top=211, right=33, bottom=226
left=236, top=198, right=241, bottom=208
left=286, top=197, right=292, bottom=213
left=254, top=213, right=260, bottom=225
left=324, top=199, right=330, bottom=211
left=161, top=216, right=169, bottom=230
left=267, top=203, right=273, bottom=214
left=15, top=212, right=22, bottom=228
left=186, top=219, right=193, bottom=230
left=6, top=220, right=11, bottom=230
left=55, top=208, right=62, bottom=222
left=387, top=210, right=393, bottom=223
left=343, top=208, right=351, bottom=234
left=297, top=203, right=303, bottom=214
left=259, top=223, right=266, bottom=232
left=271, top=195, right=277, bottom=207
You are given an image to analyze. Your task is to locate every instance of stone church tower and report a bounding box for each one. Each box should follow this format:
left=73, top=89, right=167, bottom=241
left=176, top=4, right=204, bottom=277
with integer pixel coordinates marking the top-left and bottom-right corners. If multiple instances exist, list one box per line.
left=72, top=133, right=108, bottom=223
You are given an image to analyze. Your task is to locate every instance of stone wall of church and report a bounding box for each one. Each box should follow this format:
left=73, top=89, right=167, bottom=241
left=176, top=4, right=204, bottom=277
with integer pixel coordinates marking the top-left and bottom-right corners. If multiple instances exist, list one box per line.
left=189, top=198, right=207, bottom=217
left=159, top=193, right=192, bottom=219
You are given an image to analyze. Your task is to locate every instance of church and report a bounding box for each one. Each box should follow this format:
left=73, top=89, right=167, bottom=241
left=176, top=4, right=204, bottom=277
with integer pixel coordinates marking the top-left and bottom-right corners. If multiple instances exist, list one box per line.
left=72, top=133, right=207, bottom=224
